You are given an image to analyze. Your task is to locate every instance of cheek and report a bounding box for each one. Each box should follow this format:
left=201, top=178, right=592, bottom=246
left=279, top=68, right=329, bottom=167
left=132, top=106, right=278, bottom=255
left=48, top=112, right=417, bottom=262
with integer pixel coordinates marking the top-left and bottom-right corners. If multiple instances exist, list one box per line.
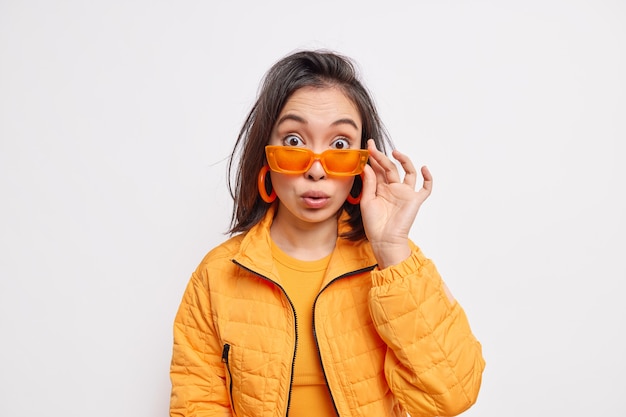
left=268, top=172, right=290, bottom=195
left=338, top=177, right=356, bottom=195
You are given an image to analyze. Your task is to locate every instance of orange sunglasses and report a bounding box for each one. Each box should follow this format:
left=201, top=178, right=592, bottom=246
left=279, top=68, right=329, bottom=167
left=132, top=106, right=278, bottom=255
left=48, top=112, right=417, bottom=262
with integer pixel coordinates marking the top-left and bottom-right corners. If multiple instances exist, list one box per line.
left=265, top=146, right=369, bottom=176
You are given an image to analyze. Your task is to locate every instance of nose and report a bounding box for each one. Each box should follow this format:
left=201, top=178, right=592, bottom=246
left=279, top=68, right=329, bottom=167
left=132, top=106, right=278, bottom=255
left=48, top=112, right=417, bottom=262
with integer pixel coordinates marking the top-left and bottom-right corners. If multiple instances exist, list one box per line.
left=305, top=158, right=326, bottom=181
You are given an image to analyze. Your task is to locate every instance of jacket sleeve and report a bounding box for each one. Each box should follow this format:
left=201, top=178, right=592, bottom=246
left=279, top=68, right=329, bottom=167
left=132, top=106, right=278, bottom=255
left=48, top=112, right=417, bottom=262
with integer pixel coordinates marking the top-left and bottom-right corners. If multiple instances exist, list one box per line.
left=170, top=269, right=232, bottom=417
left=368, top=245, right=485, bottom=417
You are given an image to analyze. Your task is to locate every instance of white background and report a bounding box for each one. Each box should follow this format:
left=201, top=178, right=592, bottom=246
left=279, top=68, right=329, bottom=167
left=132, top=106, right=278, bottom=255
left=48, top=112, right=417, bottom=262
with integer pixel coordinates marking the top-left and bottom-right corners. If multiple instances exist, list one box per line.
left=1, top=1, right=625, bottom=416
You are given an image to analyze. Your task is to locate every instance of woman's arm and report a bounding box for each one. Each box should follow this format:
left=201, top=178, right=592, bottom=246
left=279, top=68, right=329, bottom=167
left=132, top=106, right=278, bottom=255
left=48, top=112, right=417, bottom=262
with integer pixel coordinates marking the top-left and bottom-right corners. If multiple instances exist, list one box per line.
left=170, top=271, right=232, bottom=417
left=368, top=246, right=485, bottom=416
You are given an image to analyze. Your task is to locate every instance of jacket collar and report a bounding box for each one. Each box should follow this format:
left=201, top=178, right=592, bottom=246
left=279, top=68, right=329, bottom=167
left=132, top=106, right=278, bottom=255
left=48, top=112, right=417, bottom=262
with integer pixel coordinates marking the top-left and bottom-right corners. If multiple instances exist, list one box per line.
left=232, top=205, right=377, bottom=286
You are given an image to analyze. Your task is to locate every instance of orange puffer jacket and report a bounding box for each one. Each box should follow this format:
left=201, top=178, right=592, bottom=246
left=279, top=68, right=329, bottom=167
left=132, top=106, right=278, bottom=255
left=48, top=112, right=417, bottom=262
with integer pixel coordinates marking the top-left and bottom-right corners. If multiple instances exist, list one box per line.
left=170, top=209, right=485, bottom=417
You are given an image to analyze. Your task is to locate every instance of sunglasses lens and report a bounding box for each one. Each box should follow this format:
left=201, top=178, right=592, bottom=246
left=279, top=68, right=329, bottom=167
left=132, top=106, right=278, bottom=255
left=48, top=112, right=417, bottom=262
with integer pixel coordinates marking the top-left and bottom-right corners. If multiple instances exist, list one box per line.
left=273, top=148, right=311, bottom=172
left=324, top=150, right=361, bottom=174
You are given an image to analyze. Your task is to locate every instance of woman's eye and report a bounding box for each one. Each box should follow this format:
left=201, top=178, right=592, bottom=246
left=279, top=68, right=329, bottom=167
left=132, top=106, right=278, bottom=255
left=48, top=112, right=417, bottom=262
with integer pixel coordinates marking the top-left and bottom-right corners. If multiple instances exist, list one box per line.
left=331, top=138, right=350, bottom=150
left=283, top=135, right=303, bottom=147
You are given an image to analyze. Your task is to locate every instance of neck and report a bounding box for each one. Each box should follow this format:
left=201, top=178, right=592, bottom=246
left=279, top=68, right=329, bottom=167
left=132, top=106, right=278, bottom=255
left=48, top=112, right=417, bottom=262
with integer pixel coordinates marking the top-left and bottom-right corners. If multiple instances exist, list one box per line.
left=270, top=210, right=338, bottom=261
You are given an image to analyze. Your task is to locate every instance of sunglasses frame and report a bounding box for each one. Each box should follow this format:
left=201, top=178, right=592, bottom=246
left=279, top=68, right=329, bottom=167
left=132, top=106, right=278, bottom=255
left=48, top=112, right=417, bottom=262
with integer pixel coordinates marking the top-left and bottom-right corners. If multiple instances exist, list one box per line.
left=265, top=145, right=369, bottom=176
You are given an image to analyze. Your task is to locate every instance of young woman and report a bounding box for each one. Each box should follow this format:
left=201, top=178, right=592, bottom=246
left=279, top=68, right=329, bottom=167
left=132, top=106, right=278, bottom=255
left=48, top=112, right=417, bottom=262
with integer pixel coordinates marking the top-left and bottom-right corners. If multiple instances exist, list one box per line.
left=170, top=50, right=485, bottom=417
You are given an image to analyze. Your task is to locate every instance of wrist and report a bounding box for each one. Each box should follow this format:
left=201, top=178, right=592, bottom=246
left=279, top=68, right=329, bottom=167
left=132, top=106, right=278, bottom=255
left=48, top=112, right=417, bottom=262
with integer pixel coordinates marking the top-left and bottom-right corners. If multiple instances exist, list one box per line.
left=371, top=242, right=411, bottom=269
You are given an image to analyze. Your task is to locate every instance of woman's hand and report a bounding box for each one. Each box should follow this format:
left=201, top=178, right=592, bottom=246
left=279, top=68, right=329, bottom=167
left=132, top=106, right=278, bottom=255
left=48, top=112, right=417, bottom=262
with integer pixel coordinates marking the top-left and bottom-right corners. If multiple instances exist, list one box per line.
left=360, top=139, right=433, bottom=269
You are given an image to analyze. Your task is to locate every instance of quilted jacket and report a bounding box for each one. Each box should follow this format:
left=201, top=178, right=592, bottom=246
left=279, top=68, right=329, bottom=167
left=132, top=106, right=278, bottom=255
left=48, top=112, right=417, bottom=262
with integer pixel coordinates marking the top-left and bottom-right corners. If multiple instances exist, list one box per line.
left=170, top=207, right=485, bottom=417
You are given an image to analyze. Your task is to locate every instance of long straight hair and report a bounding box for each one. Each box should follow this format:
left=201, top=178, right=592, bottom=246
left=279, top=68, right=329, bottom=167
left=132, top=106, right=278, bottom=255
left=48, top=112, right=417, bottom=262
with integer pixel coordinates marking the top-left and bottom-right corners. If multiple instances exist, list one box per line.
left=227, top=50, right=392, bottom=240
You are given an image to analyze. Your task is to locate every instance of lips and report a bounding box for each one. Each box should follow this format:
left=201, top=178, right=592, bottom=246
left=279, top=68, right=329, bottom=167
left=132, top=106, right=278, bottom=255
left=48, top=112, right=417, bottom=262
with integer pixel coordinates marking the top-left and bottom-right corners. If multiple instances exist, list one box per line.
left=301, top=191, right=330, bottom=208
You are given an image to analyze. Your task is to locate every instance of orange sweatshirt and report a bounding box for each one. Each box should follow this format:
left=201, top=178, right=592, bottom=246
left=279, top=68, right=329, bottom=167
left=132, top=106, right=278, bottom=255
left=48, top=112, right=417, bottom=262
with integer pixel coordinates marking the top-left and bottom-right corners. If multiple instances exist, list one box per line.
left=271, top=241, right=336, bottom=416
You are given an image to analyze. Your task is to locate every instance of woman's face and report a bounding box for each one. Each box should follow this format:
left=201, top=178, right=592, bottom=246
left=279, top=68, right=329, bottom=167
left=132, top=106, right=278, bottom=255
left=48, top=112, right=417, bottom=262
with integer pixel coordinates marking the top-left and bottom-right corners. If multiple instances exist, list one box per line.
left=268, top=86, right=362, bottom=229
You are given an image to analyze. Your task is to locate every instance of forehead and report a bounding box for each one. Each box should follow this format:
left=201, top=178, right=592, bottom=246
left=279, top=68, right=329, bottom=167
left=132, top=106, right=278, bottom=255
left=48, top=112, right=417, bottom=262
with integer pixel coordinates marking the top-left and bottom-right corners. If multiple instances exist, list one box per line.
left=278, top=86, right=361, bottom=122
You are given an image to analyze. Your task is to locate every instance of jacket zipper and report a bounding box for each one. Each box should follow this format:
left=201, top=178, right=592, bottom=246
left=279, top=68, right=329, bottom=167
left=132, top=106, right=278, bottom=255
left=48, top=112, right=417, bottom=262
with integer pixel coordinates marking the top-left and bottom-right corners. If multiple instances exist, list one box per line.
left=232, top=261, right=299, bottom=417
left=312, top=266, right=377, bottom=417
left=221, top=343, right=237, bottom=416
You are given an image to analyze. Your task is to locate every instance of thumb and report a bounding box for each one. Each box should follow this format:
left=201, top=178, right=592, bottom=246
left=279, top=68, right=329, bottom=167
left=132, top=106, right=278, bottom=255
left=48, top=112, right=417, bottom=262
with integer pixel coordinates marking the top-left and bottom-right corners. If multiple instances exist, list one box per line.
left=359, top=164, right=377, bottom=204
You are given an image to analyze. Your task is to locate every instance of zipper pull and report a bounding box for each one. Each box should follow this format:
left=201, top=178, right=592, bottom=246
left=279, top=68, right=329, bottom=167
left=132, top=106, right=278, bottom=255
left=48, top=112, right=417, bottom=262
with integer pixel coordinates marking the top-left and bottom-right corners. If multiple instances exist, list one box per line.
left=221, top=343, right=230, bottom=363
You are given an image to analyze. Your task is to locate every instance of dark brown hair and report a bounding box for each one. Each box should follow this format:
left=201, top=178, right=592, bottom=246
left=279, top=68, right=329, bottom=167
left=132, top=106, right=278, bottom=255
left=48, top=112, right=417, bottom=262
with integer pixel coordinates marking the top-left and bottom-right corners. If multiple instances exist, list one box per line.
left=227, top=50, right=393, bottom=240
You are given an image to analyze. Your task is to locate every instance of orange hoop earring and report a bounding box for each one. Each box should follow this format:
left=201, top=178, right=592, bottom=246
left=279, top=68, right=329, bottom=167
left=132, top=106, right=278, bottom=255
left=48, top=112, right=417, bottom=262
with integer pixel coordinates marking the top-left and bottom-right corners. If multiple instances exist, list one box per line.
left=258, top=165, right=277, bottom=203
left=346, top=173, right=364, bottom=205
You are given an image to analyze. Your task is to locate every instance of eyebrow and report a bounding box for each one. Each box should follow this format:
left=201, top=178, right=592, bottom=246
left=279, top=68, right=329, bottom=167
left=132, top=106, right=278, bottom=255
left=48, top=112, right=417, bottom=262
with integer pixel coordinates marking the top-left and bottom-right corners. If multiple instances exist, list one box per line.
left=275, top=114, right=359, bottom=130
left=331, top=118, right=359, bottom=130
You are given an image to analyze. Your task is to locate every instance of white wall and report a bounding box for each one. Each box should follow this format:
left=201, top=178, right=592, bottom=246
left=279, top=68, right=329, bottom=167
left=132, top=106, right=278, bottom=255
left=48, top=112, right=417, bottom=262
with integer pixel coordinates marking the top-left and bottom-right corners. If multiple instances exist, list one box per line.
left=1, top=1, right=624, bottom=416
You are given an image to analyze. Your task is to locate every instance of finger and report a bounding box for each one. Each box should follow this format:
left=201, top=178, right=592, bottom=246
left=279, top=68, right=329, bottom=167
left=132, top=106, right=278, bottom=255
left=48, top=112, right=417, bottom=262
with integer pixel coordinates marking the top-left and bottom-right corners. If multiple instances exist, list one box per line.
left=367, top=139, right=401, bottom=183
left=416, top=165, right=433, bottom=200
left=366, top=139, right=390, bottom=184
left=360, top=164, right=377, bottom=204
left=367, top=150, right=388, bottom=185
left=391, top=149, right=418, bottom=188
